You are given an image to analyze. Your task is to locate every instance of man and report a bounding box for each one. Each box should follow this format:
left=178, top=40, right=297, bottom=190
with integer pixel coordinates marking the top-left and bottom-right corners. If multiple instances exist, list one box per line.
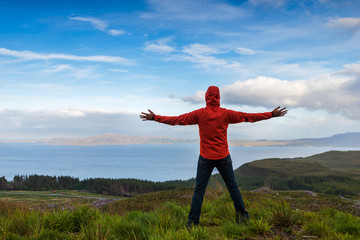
left=140, top=86, right=287, bottom=227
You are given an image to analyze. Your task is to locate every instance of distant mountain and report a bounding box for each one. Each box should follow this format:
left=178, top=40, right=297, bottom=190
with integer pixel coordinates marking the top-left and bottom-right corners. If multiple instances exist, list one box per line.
left=281, top=132, right=360, bottom=147
left=234, top=150, right=360, bottom=178
left=2, top=132, right=360, bottom=147
left=230, top=132, right=360, bottom=147
left=45, top=133, right=196, bottom=145
left=14, top=133, right=194, bottom=145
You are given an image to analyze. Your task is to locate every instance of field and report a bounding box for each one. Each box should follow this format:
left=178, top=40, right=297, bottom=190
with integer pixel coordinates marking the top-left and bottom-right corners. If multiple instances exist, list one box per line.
left=1, top=187, right=360, bottom=239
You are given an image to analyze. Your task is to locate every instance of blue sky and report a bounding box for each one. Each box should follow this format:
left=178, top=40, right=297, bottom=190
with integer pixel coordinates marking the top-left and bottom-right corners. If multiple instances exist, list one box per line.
left=1, top=0, right=360, bottom=140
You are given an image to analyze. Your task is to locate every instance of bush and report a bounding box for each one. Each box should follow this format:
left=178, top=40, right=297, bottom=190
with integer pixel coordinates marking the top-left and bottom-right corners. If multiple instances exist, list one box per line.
left=303, top=213, right=330, bottom=238
left=334, top=212, right=360, bottom=236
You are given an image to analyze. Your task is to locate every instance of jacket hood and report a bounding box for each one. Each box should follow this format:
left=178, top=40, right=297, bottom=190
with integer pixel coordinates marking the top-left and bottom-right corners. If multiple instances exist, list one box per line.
left=205, top=86, right=220, bottom=110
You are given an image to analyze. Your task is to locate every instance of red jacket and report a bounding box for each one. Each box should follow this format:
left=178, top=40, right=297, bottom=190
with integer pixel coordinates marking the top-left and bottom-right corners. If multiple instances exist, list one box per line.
left=154, top=86, right=273, bottom=160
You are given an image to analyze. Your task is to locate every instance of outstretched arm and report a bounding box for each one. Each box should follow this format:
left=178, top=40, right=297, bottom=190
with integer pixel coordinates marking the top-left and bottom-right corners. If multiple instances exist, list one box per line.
left=271, top=106, right=287, bottom=117
left=140, top=109, right=155, bottom=121
left=227, top=106, right=287, bottom=123
left=140, top=109, right=200, bottom=125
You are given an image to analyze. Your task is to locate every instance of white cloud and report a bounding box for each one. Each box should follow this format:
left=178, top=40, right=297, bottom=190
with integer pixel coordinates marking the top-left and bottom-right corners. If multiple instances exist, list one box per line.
left=248, top=0, right=287, bottom=7
left=109, top=68, right=129, bottom=73
left=144, top=41, right=251, bottom=72
left=327, top=17, right=360, bottom=35
left=40, top=64, right=97, bottom=79
left=182, top=44, right=226, bottom=56
left=181, top=90, right=205, bottom=103
left=235, top=47, right=257, bottom=56
left=170, top=43, right=242, bottom=70
left=0, top=107, right=199, bottom=140
left=183, top=63, right=360, bottom=119
left=328, top=17, right=360, bottom=29
left=40, top=64, right=73, bottom=73
left=0, top=108, right=139, bottom=139
left=0, top=48, right=135, bottom=65
left=69, top=16, right=127, bottom=36
left=144, top=38, right=175, bottom=54
left=108, top=29, right=126, bottom=36
left=142, top=0, right=247, bottom=21
left=69, top=16, right=108, bottom=31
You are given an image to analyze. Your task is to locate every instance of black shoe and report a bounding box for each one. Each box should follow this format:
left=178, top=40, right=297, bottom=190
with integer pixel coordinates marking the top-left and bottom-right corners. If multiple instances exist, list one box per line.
left=236, top=211, right=249, bottom=224
left=186, top=221, right=198, bottom=230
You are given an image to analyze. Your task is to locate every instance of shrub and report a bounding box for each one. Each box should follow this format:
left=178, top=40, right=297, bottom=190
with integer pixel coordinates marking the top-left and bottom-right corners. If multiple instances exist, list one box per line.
left=303, top=216, right=330, bottom=237
left=333, top=212, right=360, bottom=236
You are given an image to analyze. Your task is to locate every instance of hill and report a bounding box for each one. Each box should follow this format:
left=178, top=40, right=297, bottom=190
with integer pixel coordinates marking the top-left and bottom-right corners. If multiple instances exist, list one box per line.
left=281, top=132, right=360, bottom=147
left=234, top=150, right=360, bottom=178
left=230, top=132, right=360, bottom=147
left=230, top=150, right=360, bottom=195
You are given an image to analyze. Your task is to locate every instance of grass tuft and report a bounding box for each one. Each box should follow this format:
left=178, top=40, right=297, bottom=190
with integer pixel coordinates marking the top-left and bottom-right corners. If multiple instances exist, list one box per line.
left=248, top=217, right=272, bottom=236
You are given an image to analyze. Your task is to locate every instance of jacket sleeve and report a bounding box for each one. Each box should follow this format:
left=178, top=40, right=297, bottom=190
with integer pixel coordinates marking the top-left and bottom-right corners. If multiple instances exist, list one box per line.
left=227, top=110, right=273, bottom=124
left=154, top=109, right=200, bottom=126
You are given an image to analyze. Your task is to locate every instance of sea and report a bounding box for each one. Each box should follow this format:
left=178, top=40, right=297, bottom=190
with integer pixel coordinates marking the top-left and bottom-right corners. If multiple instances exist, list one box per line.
left=1, top=143, right=359, bottom=182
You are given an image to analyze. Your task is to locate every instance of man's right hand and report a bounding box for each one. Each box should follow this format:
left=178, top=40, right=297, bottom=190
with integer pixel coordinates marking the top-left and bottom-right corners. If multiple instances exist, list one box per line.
left=272, top=106, right=287, bottom=117
left=140, top=109, right=155, bottom=121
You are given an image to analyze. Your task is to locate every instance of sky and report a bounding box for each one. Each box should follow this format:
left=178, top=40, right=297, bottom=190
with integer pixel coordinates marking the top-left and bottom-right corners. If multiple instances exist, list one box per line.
left=0, top=0, right=360, bottom=140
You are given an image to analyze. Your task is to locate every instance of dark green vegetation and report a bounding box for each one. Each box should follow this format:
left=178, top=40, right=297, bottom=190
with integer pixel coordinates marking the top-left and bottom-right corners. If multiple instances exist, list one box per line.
left=1, top=187, right=360, bottom=239
left=1, top=150, right=359, bottom=196
left=0, top=175, right=190, bottom=197
left=233, top=150, right=360, bottom=195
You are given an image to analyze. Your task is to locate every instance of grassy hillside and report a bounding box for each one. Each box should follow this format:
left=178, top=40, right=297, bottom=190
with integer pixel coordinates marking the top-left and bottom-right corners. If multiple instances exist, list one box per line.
left=299, top=151, right=360, bottom=176
left=1, top=187, right=359, bottom=239
left=231, top=151, right=360, bottom=196
left=235, top=151, right=360, bottom=178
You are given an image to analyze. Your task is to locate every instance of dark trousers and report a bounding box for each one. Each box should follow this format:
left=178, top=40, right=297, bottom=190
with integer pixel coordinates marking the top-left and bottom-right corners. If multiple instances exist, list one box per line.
left=188, top=154, right=247, bottom=225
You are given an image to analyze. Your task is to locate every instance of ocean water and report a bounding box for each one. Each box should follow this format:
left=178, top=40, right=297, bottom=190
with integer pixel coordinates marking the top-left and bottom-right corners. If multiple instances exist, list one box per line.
left=0, top=143, right=359, bottom=182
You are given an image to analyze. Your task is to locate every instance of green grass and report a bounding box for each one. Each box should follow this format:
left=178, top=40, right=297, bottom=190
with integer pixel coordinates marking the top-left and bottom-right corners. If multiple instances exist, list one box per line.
left=1, top=187, right=360, bottom=239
